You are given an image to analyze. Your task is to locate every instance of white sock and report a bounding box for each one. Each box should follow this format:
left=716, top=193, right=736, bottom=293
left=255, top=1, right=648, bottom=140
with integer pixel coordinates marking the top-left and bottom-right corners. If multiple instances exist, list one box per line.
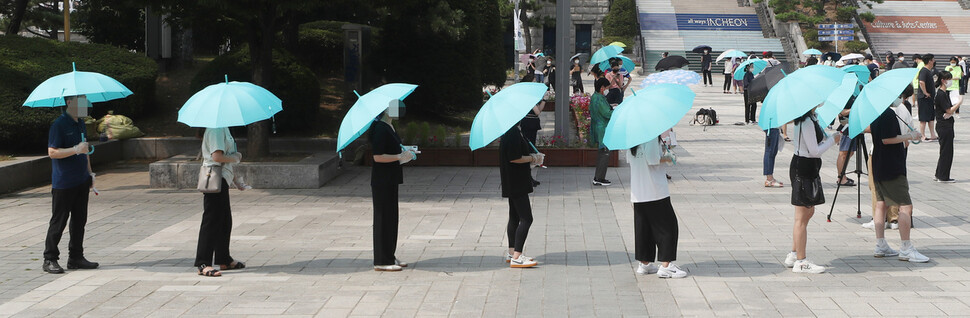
left=901, top=240, right=913, bottom=250
left=876, top=238, right=888, bottom=247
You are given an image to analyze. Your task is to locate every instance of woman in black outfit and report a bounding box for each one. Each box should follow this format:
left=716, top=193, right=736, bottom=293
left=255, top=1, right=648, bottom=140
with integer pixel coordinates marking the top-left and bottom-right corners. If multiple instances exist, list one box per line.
left=370, top=111, right=417, bottom=271
left=571, top=58, right=585, bottom=93
left=500, top=123, right=542, bottom=268
left=701, top=50, right=713, bottom=87
left=196, top=127, right=246, bottom=277
left=935, top=72, right=958, bottom=182
left=743, top=63, right=757, bottom=124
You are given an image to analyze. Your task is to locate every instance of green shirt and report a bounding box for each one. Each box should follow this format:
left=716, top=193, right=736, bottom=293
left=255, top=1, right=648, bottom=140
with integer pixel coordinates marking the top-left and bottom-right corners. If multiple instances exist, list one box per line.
left=946, top=65, right=963, bottom=91
left=912, top=61, right=925, bottom=89
left=590, top=92, right=612, bottom=148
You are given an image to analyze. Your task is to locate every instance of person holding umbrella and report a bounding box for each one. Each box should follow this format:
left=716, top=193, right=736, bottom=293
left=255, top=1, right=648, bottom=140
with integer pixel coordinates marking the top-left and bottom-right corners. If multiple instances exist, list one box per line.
left=591, top=78, right=614, bottom=186
left=723, top=57, right=735, bottom=94
left=571, top=57, right=585, bottom=93
left=785, top=107, right=835, bottom=273
left=369, top=107, right=416, bottom=271
left=743, top=63, right=757, bottom=124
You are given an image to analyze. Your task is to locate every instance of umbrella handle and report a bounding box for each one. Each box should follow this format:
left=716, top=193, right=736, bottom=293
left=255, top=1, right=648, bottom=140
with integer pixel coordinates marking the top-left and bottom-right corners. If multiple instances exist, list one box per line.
left=527, top=141, right=539, bottom=153
left=80, top=133, right=95, bottom=155
left=894, top=113, right=921, bottom=144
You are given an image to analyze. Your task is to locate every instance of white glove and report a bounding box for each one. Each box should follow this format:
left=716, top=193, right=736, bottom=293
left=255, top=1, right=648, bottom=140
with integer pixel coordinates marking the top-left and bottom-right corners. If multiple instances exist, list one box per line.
left=398, top=151, right=416, bottom=164
left=906, top=130, right=923, bottom=141
left=227, top=152, right=243, bottom=164
left=534, top=153, right=545, bottom=166
left=73, top=142, right=90, bottom=155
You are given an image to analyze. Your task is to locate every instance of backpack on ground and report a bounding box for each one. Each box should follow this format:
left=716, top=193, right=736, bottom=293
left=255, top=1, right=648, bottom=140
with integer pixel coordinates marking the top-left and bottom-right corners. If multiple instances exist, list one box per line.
left=692, top=108, right=718, bottom=126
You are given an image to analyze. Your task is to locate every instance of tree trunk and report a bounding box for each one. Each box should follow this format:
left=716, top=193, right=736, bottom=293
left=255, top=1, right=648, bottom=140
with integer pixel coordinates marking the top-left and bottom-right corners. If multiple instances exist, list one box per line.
left=519, top=8, right=532, bottom=52
left=4, top=0, right=29, bottom=36
left=246, top=2, right=277, bottom=158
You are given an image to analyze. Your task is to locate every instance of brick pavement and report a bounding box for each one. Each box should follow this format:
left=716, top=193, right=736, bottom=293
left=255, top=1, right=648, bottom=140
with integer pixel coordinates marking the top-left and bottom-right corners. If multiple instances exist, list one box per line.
left=1, top=83, right=970, bottom=317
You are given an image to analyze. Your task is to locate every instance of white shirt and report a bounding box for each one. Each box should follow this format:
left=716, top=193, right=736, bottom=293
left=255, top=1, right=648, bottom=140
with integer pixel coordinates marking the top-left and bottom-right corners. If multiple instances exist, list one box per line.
left=626, top=140, right=670, bottom=203
left=792, top=114, right=834, bottom=158
left=201, top=127, right=237, bottom=183
left=894, top=103, right=915, bottom=136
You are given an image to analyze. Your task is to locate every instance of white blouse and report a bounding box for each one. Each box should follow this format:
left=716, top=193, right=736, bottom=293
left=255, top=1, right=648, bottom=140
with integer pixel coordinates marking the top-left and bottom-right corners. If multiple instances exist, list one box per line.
left=791, top=114, right=834, bottom=158
left=201, top=127, right=237, bottom=183
left=627, top=139, right=670, bottom=203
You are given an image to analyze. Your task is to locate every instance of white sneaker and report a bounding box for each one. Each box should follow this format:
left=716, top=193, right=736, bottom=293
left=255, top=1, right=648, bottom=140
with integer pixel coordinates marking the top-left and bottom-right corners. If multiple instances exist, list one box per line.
left=899, top=247, right=930, bottom=263
left=657, top=263, right=687, bottom=278
left=374, top=264, right=402, bottom=272
left=874, top=245, right=899, bottom=258
left=783, top=252, right=797, bottom=268
left=394, top=259, right=408, bottom=268
left=890, top=222, right=899, bottom=230
left=505, top=252, right=533, bottom=263
left=861, top=220, right=875, bottom=229
left=510, top=255, right=537, bottom=268
left=792, top=259, right=825, bottom=274
left=636, top=263, right=658, bottom=275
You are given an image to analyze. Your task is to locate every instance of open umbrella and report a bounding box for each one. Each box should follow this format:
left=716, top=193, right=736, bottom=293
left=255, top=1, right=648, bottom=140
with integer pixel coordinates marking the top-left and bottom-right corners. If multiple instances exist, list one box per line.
left=23, top=62, right=133, bottom=107
left=847, top=68, right=920, bottom=138
left=655, top=55, right=690, bottom=71
left=603, top=84, right=695, bottom=150
left=814, top=73, right=860, bottom=125
left=758, top=65, right=847, bottom=130
left=469, top=82, right=547, bottom=150
left=842, top=65, right=871, bottom=85
left=598, top=55, right=635, bottom=73
left=716, top=49, right=747, bottom=63
left=640, top=70, right=701, bottom=88
left=609, top=41, right=627, bottom=48
left=178, top=75, right=283, bottom=129
left=692, top=45, right=712, bottom=53
left=569, top=53, right=587, bottom=62
left=590, top=45, right=624, bottom=66
left=838, top=53, right=865, bottom=63
left=747, top=66, right=787, bottom=103
left=802, top=49, right=823, bottom=56
left=335, top=83, right=418, bottom=153
left=733, top=58, right=768, bottom=80
left=821, top=52, right=842, bottom=64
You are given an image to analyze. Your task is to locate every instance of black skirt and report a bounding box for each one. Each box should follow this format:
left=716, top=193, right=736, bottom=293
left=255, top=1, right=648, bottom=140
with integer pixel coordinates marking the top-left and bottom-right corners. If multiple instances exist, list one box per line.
left=789, top=155, right=824, bottom=207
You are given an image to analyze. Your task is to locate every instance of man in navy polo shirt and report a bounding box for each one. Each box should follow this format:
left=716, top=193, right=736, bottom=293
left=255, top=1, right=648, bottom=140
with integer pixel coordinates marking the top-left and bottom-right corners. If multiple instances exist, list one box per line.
left=43, top=96, right=99, bottom=274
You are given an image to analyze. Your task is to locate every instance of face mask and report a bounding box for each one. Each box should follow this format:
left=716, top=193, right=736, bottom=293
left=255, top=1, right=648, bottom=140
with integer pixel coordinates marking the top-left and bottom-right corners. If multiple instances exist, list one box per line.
left=574, top=60, right=579, bottom=64
left=952, top=63, right=958, bottom=66
left=944, top=80, right=952, bottom=88
left=892, top=98, right=903, bottom=108
left=547, top=62, right=551, bottom=66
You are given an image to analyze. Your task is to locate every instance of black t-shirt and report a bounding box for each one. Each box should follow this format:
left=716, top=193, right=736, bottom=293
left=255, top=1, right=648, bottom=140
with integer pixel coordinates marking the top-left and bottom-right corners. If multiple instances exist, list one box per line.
left=935, top=88, right=955, bottom=124
left=870, top=108, right=906, bottom=181
left=499, top=126, right=534, bottom=198
left=369, top=121, right=403, bottom=187
left=806, top=57, right=818, bottom=66
left=701, top=54, right=712, bottom=69
left=917, top=68, right=935, bottom=99
left=867, top=63, right=879, bottom=79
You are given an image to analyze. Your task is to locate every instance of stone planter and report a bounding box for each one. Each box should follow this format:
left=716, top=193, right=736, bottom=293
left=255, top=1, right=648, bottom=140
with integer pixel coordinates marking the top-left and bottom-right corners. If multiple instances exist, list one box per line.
left=363, top=148, right=617, bottom=167
left=542, top=100, right=556, bottom=111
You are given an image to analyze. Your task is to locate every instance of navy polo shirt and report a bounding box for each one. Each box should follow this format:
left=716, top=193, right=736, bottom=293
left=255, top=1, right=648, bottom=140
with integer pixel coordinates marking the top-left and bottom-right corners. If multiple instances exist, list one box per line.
left=48, top=113, right=90, bottom=189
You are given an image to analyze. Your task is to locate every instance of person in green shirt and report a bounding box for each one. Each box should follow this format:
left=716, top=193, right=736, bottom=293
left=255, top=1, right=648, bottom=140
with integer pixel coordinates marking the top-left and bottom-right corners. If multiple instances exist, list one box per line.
left=591, top=77, right=613, bottom=186
left=946, top=56, right=964, bottom=110
left=911, top=54, right=924, bottom=107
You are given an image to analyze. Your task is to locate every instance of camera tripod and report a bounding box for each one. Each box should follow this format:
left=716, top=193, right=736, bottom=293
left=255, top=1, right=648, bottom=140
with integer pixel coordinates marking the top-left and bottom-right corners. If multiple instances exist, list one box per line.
left=826, top=133, right=868, bottom=222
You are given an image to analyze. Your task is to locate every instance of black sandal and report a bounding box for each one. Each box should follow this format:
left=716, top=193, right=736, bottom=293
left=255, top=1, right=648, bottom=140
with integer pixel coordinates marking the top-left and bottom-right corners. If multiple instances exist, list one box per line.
left=198, top=264, right=221, bottom=277
left=221, top=261, right=246, bottom=270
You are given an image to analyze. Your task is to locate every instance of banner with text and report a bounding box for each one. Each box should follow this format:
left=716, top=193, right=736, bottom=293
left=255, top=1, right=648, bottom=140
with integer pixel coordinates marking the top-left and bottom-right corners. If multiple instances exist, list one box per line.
left=639, top=13, right=762, bottom=32
left=863, top=16, right=949, bottom=34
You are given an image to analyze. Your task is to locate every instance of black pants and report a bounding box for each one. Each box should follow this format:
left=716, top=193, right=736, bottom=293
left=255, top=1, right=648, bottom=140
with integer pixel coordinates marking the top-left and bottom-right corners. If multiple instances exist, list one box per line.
left=44, top=179, right=91, bottom=261
left=936, top=122, right=955, bottom=180
left=702, top=70, right=713, bottom=85
left=744, top=90, right=757, bottom=123
left=594, top=147, right=610, bottom=181
left=372, top=184, right=400, bottom=265
left=573, top=76, right=584, bottom=94
left=633, top=197, right=679, bottom=263
left=195, top=179, right=234, bottom=267
left=961, top=76, right=968, bottom=95
left=506, top=194, right=533, bottom=253
left=723, top=74, right=732, bottom=91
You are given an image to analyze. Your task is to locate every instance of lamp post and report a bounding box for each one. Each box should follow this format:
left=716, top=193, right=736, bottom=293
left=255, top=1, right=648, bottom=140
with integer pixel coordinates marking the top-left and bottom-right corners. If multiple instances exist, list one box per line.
left=554, top=0, right=571, bottom=143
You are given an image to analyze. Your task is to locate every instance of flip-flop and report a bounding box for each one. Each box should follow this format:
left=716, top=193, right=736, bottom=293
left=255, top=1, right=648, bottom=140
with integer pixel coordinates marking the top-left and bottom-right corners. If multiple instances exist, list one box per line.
left=764, top=180, right=784, bottom=188
left=198, top=265, right=221, bottom=277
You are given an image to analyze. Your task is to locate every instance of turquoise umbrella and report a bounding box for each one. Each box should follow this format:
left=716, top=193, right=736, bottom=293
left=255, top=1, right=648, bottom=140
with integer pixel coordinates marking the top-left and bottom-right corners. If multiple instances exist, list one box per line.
left=598, top=55, right=635, bottom=74
left=335, top=83, right=418, bottom=152
left=640, top=70, right=702, bottom=88
left=23, top=62, right=133, bottom=107
left=842, top=64, right=871, bottom=95
left=602, top=84, right=695, bottom=150
left=178, top=75, right=282, bottom=128
left=815, top=73, right=860, bottom=126
left=716, top=49, right=747, bottom=63
left=590, top=45, right=624, bottom=66
left=733, top=58, right=768, bottom=80
left=758, top=65, right=847, bottom=130
left=802, top=49, right=823, bottom=56
left=847, top=68, right=920, bottom=138
left=469, top=82, right=547, bottom=150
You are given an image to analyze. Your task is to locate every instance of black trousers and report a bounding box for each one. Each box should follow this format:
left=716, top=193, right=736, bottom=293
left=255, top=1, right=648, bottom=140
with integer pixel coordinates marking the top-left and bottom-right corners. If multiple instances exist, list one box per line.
left=44, top=179, right=91, bottom=261
left=372, top=184, right=399, bottom=265
left=506, top=194, right=534, bottom=253
left=594, top=147, right=610, bottom=181
left=195, top=179, right=234, bottom=267
left=633, top=197, right=679, bottom=263
left=723, top=74, right=732, bottom=91
left=702, top=70, right=713, bottom=85
left=744, top=90, right=757, bottom=123
left=573, top=76, right=584, bottom=94
left=936, top=122, right=955, bottom=180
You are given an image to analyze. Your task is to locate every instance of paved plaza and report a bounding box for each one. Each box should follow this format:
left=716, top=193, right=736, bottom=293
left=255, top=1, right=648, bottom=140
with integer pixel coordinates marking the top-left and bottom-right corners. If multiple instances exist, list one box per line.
left=2, top=84, right=970, bottom=317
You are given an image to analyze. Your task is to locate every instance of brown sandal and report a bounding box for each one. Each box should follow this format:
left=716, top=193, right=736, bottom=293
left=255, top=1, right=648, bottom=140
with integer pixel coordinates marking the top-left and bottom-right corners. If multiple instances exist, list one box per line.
left=198, top=265, right=221, bottom=277
left=765, top=180, right=783, bottom=188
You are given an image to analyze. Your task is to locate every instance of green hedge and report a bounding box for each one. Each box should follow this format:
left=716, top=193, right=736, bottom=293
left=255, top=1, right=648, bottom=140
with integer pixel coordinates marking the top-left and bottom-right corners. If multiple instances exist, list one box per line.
left=0, top=36, right=157, bottom=151
left=297, top=24, right=343, bottom=74
left=191, top=47, right=320, bottom=133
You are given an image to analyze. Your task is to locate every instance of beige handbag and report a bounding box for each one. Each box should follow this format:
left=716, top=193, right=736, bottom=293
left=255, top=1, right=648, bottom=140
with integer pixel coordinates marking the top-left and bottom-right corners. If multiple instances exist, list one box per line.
left=197, top=165, right=223, bottom=193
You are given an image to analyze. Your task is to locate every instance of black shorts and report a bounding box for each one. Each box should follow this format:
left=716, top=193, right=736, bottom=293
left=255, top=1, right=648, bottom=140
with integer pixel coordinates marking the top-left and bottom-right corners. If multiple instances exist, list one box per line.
left=918, top=97, right=935, bottom=122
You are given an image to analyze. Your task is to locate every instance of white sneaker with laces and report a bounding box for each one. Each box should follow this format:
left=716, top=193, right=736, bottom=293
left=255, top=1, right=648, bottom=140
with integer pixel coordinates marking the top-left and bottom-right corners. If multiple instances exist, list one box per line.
left=792, top=259, right=825, bottom=274
left=783, top=252, right=797, bottom=268
left=374, top=264, right=403, bottom=272
left=657, top=263, right=687, bottom=278
left=394, top=259, right=408, bottom=267
left=505, top=252, right=533, bottom=263
left=510, top=255, right=537, bottom=268
left=899, top=247, right=930, bottom=263
left=874, top=245, right=899, bottom=258
left=861, top=220, right=875, bottom=229
left=636, top=263, right=658, bottom=275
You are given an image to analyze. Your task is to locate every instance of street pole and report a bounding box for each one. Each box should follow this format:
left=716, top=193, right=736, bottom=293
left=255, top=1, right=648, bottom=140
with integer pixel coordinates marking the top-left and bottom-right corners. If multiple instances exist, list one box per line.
left=513, top=0, right=520, bottom=83
left=63, top=0, right=70, bottom=42
left=554, top=0, right=571, bottom=143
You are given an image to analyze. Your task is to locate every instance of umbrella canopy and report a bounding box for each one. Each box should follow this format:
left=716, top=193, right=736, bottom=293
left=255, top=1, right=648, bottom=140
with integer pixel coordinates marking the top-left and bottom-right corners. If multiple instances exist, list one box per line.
left=814, top=73, right=860, bottom=125
left=758, top=65, right=847, bottom=130
left=640, top=70, right=701, bottom=88
left=468, top=82, right=548, bottom=150
left=603, top=84, right=695, bottom=150
left=847, top=68, right=920, bottom=138
left=590, top=45, right=624, bottom=66
left=177, top=75, right=283, bottom=129
left=609, top=41, right=627, bottom=48
left=716, top=49, right=747, bottom=63
left=838, top=53, right=865, bottom=63
left=733, top=58, right=768, bottom=80
left=842, top=65, right=871, bottom=85
left=23, top=62, right=133, bottom=107
left=821, top=52, right=842, bottom=63
left=655, top=55, right=690, bottom=71
left=335, top=83, right=418, bottom=152
left=569, top=53, right=587, bottom=62
left=692, top=45, right=712, bottom=53
left=748, top=66, right=787, bottom=103
left=598, top=55, right=635, bottom=73
left=802, top=49, right=823, bottom=56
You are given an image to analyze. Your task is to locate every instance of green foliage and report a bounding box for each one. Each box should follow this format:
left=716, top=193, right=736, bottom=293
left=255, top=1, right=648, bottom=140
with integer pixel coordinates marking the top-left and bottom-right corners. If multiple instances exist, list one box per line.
left=74, top=0, right=145, bottom=50
left=859, top=12, right=876, bottom=22
left=191, top=46, right=320, bottom=133
left=836, top=7, right=856, bottom=22
left=417, top=122, right=431, bottom=147
left=432, top=125, right=447, bottom=147
left=603, top=0, right=638, bottom=39
left=403, top=122, right=418, bottom=144
left=478, top=0, right=507, bottom=87
left=452, top=131, right=462, bottom=147
left=0, top=36, right=157, bottom=151
left=296, top=21, right=344, bottom=74
left=775, top=11, right=807, bottom=22
left=598, top=36, right=633, bottom=54
left=843, top=41, right=869, bottom=52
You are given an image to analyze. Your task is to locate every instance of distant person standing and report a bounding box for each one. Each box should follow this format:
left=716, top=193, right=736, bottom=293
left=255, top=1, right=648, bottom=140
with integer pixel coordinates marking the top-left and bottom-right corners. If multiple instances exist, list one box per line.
left=935, top=72, right=959, bottom=183
left=722, top=58, right=734, bottom=94
left=43, top=96, right=98, bottom=274
left=500, top=121, right=542, bottom=268
left=195, top=127, right=246, bottom=277
left=605, top=58, right=630, bottom=105
left=917, top=54, right=938, bottom=141
left=866, top=55, right=880, bottom=80
left=911, top=54, right=925, bottom=108
left=763, top=51, right=781, bottom=67
left=742, top=63, right=757, bottom=124
left=546, top=59, right=556, bottom=89
left=884, top=51, right=895, bottom=70
left=763, top=126, right=784, bottom=188
left=627, top=136, right=687, bottom=278
left=946, top=56, right=963, bottom=110
left=892, top=52, right=909, bottom=70
left=571, top=58, right=585, bottom=94
left=591, top=78, right=614, bottom=186
left=806, top=55, right=819, bottom=66
left=701, top=50, right=713, bottom=87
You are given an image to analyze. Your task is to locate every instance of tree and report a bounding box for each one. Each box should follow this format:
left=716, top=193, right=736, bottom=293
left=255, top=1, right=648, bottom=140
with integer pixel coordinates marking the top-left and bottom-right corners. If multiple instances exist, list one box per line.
left=2, top=0, right=30, bottom=35
left=603, top=0, right=638, bottom=39
left=74, top=0, right=144, bottom=50
left=479, top=0, right=506, bottom=86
